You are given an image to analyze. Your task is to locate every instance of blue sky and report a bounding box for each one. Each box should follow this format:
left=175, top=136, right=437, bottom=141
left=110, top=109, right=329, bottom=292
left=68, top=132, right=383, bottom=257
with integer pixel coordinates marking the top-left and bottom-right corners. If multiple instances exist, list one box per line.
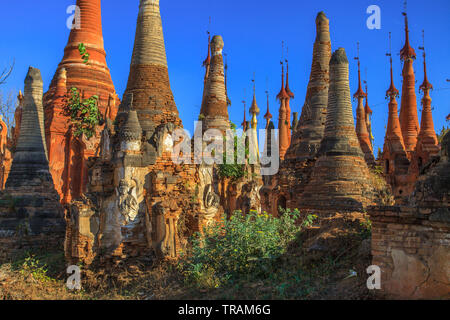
left=0, top=0, right=449, bottom=154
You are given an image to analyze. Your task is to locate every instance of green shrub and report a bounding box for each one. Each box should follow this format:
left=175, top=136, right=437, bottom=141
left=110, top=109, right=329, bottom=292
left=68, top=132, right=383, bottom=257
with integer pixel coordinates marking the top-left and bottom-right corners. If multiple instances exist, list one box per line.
left=182, top=209, right=301, bottom=288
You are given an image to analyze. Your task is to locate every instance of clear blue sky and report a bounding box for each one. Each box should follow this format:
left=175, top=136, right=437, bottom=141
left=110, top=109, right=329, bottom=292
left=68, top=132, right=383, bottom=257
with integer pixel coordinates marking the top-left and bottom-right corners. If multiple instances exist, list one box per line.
left=0, top=0, right=449, bottom=154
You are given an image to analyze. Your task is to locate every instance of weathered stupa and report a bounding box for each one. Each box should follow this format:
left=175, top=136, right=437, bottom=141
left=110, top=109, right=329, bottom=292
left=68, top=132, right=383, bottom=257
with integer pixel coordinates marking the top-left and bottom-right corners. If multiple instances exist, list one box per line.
left=65, top=0, right=204, bottom=265
left=199, top=35, right=230, bottom=133
left=0, top=68, right=65, bottom=261
left=43, top=0, right=119, bottom=204
left=289, top=12, right=331, bottom=160
left=116, top=0, right=180, bottom=131
left=299, top=48, right=373, bottom=212
left=263, top=12, right=331, bottom=215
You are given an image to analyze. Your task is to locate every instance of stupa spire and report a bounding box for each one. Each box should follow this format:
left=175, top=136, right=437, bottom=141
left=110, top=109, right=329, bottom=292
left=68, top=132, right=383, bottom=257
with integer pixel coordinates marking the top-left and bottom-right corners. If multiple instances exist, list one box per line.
left=200, top=35, right=230, bottom=133
left=119, top=0, right=180, bottom=133
left=299, top=48, right=373, bottom=211
left=416, top=31, right=439, bottom=162
left=287, top=11, right=331, bottom=161
left=7, top=68, right=50, bottom=188
left=353, top=48, right=374, bottom=165
left=399, top=10, right=420, bottom=153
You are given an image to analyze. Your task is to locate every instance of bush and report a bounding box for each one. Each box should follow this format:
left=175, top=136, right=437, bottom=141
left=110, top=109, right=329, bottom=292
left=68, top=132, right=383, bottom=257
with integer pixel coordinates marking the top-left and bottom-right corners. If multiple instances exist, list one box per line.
left=182, top=209, right=301, bottom=288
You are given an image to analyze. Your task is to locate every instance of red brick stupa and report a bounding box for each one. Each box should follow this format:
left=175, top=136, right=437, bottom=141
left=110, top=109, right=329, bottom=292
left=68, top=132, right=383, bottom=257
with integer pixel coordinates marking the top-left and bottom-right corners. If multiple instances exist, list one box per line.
left=43, top=0, right=119, bottom=204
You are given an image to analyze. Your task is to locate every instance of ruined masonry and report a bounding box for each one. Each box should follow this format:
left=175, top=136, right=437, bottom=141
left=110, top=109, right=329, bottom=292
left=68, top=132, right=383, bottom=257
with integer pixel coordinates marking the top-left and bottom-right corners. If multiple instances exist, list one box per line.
left=299, top=48, right=374, bottom=212
left=262, top=12, right=332, bottom=216
left=65, top=0, right=202, bottom=265
left=0, top=67, right=65, bottom=262
left=43, top=0, right=119, bottom=204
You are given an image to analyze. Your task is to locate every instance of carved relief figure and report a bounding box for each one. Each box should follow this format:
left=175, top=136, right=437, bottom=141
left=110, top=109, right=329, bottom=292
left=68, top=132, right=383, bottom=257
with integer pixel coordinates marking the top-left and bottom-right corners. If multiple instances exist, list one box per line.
left=117, top=179, right=138, bottom=225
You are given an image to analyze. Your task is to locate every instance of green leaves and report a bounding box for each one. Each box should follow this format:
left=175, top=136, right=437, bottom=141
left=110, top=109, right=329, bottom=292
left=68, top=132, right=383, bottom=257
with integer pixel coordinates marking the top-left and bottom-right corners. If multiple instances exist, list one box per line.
left=78, top=43, right=90, bottom=64
left=182, top=209, right=302, bottom=288
left=63, top=87, right=102, bottom=140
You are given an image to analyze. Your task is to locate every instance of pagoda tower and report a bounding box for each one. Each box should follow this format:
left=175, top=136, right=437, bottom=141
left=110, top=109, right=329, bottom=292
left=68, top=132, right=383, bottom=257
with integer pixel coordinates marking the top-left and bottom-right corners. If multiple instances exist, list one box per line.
left=198, top=35, right=230, bottom=134
left=382, top=39, right=410, bottom=198
left=288, top=12, right=331, bottom=161
left=43, top=0, right=119, bottom=204
left=0, top=68, right=65, bottom=253
left=268, top=12, right=332, bottom=215
left=277, top=62, right=289, bottom=160
left=399, top=12, right=420, bottom=154
left=414, top=44, right=440, bottom=167
left=353, top=52, right=375, bottom=166
left=65, top=0, right=202, bottom=262
left=299, top=48, right=373, bottom=212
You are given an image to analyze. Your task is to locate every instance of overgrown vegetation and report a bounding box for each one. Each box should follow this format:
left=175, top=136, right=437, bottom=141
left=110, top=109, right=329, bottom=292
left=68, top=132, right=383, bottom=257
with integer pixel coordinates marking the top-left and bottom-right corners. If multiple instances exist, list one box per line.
left=62, top=43, right=102, bottom=139
left=63, top=87, right=102, bottom=139
left=181, top=209, right=303, bottom=288
left=218, top=123, right=249, bottom=180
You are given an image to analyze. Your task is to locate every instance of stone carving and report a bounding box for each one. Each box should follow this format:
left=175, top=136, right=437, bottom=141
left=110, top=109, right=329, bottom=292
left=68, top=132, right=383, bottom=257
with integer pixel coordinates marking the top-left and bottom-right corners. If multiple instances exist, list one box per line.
left=152, top=123, right=175, bottom=156
left=199, top=164, right=220, bottom=225
left=117, top=179, right=139, bottom=225
left=152, top=202, right=176, bottom=258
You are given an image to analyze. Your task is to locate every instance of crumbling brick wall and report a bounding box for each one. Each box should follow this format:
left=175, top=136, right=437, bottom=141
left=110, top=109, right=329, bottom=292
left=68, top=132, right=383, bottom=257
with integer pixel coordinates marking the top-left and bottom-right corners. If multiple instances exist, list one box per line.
left=369, top=206, right=449, bottom=299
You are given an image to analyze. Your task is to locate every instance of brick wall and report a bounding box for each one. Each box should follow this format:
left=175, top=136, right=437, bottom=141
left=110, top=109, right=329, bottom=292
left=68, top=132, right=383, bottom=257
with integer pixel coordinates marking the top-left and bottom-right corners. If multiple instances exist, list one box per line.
left=369, top=206, right=450, bottom=299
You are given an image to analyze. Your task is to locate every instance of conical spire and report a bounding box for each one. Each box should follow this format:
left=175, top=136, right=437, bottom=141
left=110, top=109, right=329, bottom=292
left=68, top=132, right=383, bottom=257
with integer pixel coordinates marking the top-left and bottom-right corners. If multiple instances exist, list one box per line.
left=416, top=45, right=439, bottom=160
left=263, top=90, right=272, bottom=128
left=384, top=52, right=407, bottom=160
left=300, top=48, right=373, bottom=211
left=287, top=11, right=331, bottom=160
left=276, top=62, right=289, bottom=100
left=400, top=13, right=416, bottom=61
left=399, top=12, right=420, bottom=153
left=200, top=35, right=230, bottom=133
left=277, top=62, right=289, bottom=160
left=353, top=50, right=366, bottom=99
left=47, top=0, right=116, bottom=110
left=119, top=0, right=180, bottom=133
left=353, top=54, right=374, bottom=165
left=6, top=68, right=52, bottom=188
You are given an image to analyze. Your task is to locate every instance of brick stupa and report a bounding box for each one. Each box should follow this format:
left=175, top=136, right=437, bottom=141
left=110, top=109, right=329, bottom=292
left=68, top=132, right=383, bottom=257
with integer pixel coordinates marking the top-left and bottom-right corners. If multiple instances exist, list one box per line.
left=399, top=13, right=420, bottom=154
left=414, top=49, right=440, bottom=167
left=199, top=35, right=230, bottom=133
left=264, top=12, right=331, bottom=215
left=382, top=53, right=410, bottom=197
left=43, top=0, right=118, bottom=204
left=65, top=0, right=201, bottom=263
left=116, top=0, right=180, bottom=132
left=0, top=68, right=65, bottom=260
left=299, top=48, right=373, bottom=212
